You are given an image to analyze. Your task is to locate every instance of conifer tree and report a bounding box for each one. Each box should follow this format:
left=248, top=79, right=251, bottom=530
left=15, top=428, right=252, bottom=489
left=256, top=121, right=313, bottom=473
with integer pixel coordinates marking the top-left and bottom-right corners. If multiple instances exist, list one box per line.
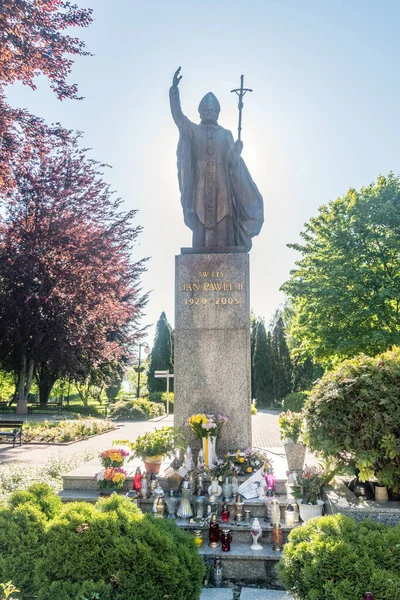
left=252, top=319, right=273, bottom=407
left=148, top=312, right=174, bottom=393
left=271, top=311, right=292, bottom=403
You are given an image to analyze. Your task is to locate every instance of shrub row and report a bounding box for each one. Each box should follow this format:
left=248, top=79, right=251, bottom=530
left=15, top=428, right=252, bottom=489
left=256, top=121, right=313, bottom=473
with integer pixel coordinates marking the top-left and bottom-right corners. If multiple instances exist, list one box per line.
left=278, top=513, right=400, bottom=599
left=0, top=485, right=204, bottom=600
left=109, top=398, right=165, bottom=421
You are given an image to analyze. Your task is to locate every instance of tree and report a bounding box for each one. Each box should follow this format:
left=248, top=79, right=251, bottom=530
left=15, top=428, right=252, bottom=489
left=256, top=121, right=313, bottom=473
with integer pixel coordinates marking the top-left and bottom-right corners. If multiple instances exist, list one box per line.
left=0, top=0, right=93, bottom=191
left=283, top=301, right=323, bottom=392
left=270, top=310, right=292, bottom=403
left=148, top=313, right=174, bottom=394
left=282, top=174, right=400, bottom=365
left=0, top=132, right=148, bottom=413
left=252, top=319, right=273, bottom=407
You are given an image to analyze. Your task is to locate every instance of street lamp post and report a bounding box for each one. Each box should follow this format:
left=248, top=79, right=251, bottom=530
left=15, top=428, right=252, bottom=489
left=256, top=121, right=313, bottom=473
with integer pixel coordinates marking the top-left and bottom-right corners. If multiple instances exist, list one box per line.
left=135, top=342, right=150, bottom=399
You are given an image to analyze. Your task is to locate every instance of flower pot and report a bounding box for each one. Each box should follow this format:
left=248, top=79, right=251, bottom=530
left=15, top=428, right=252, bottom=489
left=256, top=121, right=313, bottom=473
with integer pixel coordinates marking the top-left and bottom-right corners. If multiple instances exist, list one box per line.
left=284, top=441, right=306, bottom=472
left=298, top=499, right=324, bottom=523
left=99, top=488, right=120, bottom=497
left=144, top=455, right=164, bottom=474
left=375, top=485, right=389, bottom=502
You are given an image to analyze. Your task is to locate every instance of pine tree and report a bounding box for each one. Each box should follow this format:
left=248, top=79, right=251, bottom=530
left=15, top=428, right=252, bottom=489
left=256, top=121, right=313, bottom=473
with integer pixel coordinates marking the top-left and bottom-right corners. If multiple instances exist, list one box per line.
left=148, top=312, right=174, bottom=393
left=250, top=311, right=258, bottom=397
left=252, top=319, right=273, bottom=407
left=270, top=311, right=292, bottom=403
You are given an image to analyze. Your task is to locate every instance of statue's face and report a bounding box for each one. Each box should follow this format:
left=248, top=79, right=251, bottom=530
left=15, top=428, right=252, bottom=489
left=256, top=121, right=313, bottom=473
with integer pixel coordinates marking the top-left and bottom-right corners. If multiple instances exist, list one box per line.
left=200, top=107, right=219, bottom=124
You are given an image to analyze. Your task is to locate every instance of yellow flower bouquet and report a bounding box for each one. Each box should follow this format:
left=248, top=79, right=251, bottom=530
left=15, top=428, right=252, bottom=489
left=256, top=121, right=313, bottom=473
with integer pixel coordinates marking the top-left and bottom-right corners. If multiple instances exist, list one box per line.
left=99, top=448, right=130, bottom=468
left=184, top=413, right=228, bottom=440
left=96, top=466, right=127, bottom=490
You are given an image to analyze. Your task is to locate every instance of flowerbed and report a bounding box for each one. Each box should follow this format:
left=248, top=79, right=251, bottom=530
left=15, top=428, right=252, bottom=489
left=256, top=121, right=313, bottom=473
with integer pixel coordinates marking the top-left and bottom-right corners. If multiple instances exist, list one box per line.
left=22, top=418, right=115, bottom=443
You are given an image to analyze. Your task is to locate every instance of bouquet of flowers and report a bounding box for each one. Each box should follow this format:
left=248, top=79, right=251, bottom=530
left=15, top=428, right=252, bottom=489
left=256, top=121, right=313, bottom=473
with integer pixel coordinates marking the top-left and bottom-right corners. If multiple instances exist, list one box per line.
left=96, top=467, right=127, bottom=490
left=184, top=413, right=228, bottom=440
left=226, top=448, right=270, bottom=476
left=99, top=448, right=130, bottom=468
left=209, top=458, right=233, bottom=482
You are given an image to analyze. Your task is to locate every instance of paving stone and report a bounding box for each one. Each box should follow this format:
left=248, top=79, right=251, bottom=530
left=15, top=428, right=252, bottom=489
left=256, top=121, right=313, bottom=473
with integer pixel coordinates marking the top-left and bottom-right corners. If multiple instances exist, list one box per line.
left=240, top=589, right=293, bottom=599
left=200, top=589, right=233, bottom=600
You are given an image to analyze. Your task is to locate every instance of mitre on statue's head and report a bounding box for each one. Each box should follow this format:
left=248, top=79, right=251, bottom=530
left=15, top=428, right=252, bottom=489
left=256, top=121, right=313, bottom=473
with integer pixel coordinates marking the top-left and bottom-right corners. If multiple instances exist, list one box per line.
left=198, top=92, right=221, bottom=115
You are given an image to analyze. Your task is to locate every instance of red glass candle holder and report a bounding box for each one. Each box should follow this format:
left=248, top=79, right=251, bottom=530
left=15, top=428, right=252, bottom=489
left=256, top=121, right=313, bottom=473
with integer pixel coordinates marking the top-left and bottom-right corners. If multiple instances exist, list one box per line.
left=220, top=528, right=232, bottom=552
left=134, top=469, right=142, bottom=493
left=209, top=515, right=220, bottom=548
left=221, top=504, right=230, bottom=522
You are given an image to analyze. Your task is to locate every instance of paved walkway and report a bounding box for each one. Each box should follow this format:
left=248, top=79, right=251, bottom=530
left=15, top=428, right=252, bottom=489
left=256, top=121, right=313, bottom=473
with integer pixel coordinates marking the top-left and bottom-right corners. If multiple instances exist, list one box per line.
left=0, top=411, right=316, bottom=474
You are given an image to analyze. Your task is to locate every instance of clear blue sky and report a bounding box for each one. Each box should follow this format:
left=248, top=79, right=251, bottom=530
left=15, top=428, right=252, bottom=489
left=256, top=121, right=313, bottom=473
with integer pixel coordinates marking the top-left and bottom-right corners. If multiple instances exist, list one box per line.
left=6, top=0, right=400, bottom=347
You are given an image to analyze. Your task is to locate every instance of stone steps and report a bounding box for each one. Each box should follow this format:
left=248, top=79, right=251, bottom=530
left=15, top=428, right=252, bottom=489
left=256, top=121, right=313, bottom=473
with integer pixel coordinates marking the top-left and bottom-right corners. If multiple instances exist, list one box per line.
left=176, top=519, right=298, bottom=544
left=200, top=591, right=293, bottom=600
left=200, top=543, right=282, bottom=585
left=60, top=461, right=294, bottom=593
left=240, top=590, right=293, bottom=599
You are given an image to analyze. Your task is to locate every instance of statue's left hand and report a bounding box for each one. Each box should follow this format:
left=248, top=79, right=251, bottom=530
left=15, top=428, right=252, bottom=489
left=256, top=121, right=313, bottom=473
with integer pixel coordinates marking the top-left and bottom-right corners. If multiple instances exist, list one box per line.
left=235, top=140, right=243, bottom=155
left=173, top=67, right=182, bottom=88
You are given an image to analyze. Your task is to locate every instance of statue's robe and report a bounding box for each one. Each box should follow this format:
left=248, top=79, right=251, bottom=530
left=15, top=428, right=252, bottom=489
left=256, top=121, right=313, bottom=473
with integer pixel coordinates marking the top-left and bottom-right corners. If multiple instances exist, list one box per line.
left=170, top=87, right=264, bottom=252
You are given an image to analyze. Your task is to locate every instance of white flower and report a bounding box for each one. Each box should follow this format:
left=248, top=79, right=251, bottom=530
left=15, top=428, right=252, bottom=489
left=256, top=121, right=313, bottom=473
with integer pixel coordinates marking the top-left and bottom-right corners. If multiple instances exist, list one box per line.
left=96, top=470, right=105, bottom=481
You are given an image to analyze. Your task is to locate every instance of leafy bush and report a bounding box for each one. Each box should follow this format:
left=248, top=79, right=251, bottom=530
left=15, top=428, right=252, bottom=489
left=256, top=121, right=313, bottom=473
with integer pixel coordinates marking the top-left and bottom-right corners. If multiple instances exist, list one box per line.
left=22, top=419, right=114, bottom=443
left=130, top=426, right=176, bottom=459
left=278, top=410, right=303, bottom=443
left=282, top=392, right=307, bottom=412
left=304, top=348, right=400, bottom=491
left=109, top=398, right=164, bottom=421
left=251, top=401, right=257, bottom=415
left=0, top=487, right=204, bottom=600
left=278, top=514, right=400, bottom=599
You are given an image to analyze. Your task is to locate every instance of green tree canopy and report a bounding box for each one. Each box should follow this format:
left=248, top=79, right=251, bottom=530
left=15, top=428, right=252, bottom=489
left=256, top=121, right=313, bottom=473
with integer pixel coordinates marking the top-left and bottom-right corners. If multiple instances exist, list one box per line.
left=148, top=312, right=174, bottom=393
left=282, top=174, right=400, bottom=365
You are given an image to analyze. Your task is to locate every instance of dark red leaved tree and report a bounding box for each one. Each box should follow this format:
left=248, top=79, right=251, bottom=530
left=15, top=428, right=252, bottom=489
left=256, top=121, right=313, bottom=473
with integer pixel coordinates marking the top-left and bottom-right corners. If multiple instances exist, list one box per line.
left=0, top=0, right=93, bottom=190
left=0, top=132, right=148, bottom=414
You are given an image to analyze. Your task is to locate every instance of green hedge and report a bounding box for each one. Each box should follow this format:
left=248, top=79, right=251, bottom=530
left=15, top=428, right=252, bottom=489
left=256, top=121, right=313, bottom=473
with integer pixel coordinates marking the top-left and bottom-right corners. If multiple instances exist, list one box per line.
left=109, top=399, right=165, bottom=421
left=278, top=514, right=400, bottom=600
left=304, top=348, right=400, bottom=492
left=282, top=392, right=307, bottom=412
left=0, top=485, right=204, bottom=600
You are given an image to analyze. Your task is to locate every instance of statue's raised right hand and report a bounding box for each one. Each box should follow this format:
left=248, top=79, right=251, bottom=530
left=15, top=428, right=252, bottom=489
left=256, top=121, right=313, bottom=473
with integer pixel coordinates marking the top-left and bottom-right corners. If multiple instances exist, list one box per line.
left=173, top=67, right=182, bottom=87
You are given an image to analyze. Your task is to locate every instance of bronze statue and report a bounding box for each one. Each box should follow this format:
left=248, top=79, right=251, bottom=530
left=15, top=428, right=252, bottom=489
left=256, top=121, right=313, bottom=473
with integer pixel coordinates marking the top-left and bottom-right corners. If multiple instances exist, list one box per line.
left=169, top=67, right=264, bottom=252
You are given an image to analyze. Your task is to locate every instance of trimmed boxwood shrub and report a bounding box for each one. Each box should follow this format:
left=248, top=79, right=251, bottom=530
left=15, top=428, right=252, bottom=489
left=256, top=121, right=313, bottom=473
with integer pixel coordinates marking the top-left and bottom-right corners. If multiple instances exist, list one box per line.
left=1, top=485, right=204, bottom=600
left=282, top=392, right=307, bottom=412
left=278, top=514, right=400, bottom=600
left=109, top=398, right=165, bottom=420
left=304, top=348, right=400, bottom=491
left=148, top=392, right=174, bottom=413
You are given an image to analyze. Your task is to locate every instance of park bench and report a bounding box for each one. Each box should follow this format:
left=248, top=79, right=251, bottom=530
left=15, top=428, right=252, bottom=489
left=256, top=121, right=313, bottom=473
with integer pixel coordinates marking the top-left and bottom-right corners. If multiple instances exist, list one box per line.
left=0, top=402, right=14, bottom=414
left=0, top=420, right=23, bottom=447
left=28, top=402, right=63, bottom=416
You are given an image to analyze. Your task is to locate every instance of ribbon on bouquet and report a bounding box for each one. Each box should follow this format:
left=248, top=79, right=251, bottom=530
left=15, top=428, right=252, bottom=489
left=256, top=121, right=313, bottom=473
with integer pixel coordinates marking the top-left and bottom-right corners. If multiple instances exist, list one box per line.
left=204, top=435, right=209, bottom=466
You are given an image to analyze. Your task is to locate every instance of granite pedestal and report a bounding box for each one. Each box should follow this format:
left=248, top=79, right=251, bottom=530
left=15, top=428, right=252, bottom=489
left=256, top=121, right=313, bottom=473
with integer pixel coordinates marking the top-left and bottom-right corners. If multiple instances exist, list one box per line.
left=174, top=251, right=251, bottom=455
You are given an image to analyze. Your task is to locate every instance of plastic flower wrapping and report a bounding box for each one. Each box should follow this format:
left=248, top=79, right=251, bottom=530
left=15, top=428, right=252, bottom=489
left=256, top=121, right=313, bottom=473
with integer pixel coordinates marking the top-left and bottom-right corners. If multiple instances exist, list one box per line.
left=99, top=448, right=130, bottom=468
left=95, top=467, right=127, bottom=489
left=184, top=413, right=229, bottom=440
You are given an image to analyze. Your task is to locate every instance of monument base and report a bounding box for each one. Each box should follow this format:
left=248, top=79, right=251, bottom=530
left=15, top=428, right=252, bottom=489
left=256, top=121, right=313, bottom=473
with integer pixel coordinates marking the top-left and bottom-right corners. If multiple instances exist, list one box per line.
left=174, top=252, right=251, bottom=455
